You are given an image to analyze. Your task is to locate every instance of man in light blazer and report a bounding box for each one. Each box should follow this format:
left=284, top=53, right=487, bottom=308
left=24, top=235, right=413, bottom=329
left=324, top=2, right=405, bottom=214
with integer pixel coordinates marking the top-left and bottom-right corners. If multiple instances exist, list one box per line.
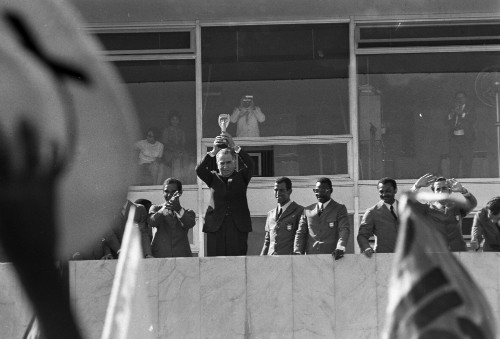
left=294, top=177, right=350, bottom=259
left=357, top=177, right=399, bottom=258
left=471, top=196, right=500, bottom=252
left=261, top=177, right=304, bottom=255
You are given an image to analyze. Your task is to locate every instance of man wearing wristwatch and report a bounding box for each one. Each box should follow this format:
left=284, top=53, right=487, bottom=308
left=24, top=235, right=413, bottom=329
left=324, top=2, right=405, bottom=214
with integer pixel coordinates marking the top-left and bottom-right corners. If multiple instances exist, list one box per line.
left=196, top=131, right=254, bottom=256
left=411, top=173, right=477, bottom=252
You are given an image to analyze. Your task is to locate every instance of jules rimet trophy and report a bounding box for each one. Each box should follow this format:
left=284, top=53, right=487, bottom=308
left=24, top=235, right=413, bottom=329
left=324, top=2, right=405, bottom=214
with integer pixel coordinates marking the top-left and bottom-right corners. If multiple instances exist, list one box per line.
left=216, top=113, right=230, bottom=148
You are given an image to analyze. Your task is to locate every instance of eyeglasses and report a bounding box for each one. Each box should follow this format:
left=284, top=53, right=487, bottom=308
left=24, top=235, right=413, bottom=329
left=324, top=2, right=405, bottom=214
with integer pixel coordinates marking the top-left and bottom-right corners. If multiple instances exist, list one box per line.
left=313, top=188, right=330, bottom=193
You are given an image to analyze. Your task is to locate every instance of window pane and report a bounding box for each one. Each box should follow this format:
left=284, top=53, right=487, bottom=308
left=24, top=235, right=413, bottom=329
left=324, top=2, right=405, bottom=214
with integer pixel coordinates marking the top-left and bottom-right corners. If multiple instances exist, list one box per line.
left=114, top=60, right=198, bottom=185
left=202, top=143, right=348, bottom=177
left=357, top=52, right=500, bottom=179
left=201, top=24, right=349, bottom=138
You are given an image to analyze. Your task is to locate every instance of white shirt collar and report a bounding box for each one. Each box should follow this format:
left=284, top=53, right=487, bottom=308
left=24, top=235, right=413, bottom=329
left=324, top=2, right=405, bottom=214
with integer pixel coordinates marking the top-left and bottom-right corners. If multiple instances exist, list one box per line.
left=278, top=200, right=293, bottom=213
left=383, top=200, right=398, bottom=216
left=318, top=199, right=332, bottom=210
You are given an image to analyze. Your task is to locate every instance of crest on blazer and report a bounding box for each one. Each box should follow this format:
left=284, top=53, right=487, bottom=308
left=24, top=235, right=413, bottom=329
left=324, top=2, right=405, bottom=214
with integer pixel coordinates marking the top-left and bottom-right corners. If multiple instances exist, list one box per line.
left=329, top=222, right=335, bottom=228
left=286, top=224, right=293, bottom=231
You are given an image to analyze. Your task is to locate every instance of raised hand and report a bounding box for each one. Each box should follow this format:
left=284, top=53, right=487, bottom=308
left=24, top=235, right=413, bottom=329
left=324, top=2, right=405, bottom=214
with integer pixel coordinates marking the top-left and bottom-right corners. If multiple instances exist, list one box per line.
left=448, top=178, right=466, bottom=193
left=415, top=173, right=437, bottom=189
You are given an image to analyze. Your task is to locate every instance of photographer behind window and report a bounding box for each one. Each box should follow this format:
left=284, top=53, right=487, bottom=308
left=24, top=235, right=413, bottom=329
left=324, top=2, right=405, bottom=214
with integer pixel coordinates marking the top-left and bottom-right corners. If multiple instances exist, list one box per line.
left=230, top=95, right=265, bottom=137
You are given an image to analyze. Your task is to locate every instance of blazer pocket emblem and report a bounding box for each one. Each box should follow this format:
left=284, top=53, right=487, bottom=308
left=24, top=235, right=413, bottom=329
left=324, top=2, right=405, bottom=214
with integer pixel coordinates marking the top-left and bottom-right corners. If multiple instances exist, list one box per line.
left=286, top=224, right=293, bottom=231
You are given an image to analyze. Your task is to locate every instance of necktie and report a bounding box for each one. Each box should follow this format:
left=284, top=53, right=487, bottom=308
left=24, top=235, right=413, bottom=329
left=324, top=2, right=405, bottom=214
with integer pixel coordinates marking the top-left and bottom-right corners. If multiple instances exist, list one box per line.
left=276, top=208, right=282, bottom=220
left=318, top=204, right=323, bottom=217
left=390, top=205, right=398, bottom=220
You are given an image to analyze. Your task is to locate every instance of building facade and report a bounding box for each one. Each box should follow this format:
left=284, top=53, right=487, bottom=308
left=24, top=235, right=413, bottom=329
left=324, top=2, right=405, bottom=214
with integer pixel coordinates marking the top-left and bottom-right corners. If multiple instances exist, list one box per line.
left=70, top=0, right=500, bottom=255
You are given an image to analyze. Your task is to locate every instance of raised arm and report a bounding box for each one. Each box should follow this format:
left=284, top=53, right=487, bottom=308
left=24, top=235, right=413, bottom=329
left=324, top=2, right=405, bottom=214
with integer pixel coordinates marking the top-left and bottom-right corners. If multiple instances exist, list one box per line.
left=254, top=106, right=266, bottom=123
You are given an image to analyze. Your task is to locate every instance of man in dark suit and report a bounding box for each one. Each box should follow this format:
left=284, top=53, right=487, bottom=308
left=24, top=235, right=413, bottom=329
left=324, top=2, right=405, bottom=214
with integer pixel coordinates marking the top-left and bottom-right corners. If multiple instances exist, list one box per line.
left=447, top=91, right=476, bottom=178
left=261, top=177, right=304, bottom=255
left=294, top=177, right=350, bottom=259
left=196, top=132, right=253, bottom=256
left=149, top=178, right=196, bottom=257
left=357, top=177, right=399, bottom=258
left=471, top=196, right=500, bottom=252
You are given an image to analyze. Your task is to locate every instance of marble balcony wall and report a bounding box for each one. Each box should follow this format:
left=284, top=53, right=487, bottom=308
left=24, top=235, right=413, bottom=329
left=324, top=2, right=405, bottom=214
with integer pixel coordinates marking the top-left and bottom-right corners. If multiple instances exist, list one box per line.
left=1, top=254, right=499, bottom=338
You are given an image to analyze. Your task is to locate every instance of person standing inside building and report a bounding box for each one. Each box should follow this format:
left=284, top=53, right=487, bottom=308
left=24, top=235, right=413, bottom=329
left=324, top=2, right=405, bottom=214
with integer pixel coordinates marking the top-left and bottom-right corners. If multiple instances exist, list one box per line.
left=357, top=177, right=399, bottom=258
left=196, top=132, right=254, bottom=256
left=230, top=95, right=266, bottom=137
left=470, top=196, right=500, bottom=252
left=148, top=178, right=196, bottom=258
left=294, top=177, right=351, bottom=259
left=261, top=177, right=304, bottom=255
left=411, top=173, right=477, bottom=251
left=447, top=91, right=476, bottom=178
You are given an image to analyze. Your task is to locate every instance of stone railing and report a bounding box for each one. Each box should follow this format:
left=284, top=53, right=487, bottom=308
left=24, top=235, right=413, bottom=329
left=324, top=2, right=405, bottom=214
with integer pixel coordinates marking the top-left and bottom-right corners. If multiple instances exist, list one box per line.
left=1, top=253, right=499, bottom=338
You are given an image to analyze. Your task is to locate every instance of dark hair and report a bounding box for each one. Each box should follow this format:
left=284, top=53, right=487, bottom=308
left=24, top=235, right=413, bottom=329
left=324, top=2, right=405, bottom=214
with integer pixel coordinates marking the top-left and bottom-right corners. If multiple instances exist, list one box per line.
left=134, top=199, right=152, bottom=213
left=431, top=177, right=448, bottom=192
left=275, top=177, right=292, bottom=190
left=169, top=112, right=181, bottom=123
left=378, top=177, right=397, bottom=190
left=316, top=177, right=332, bottom=190
left=486, top=197, right=500, bottom=215
left=146, top=127, right=159, bottom=138
left=163, top=177, right=182, bottom=192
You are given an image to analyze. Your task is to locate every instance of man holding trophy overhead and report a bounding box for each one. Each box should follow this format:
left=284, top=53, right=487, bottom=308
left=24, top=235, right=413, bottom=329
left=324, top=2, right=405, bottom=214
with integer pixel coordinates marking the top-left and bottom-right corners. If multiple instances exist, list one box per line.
left=196, top=114, right=254, bottom=256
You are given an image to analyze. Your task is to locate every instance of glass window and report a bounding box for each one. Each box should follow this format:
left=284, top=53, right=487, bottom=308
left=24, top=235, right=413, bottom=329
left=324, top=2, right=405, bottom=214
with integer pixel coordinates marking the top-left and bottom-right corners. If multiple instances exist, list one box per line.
left=357, top=51, right=500, bottom=179
left=201, top=24, right=350, bottom=138
left=114, top=60, right=197, bottom=185
left=202, top=143, right=349, bottom=178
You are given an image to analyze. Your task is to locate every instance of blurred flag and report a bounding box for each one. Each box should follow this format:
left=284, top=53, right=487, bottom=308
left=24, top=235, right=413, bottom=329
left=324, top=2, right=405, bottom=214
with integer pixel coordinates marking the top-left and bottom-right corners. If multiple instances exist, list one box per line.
left=101, top=206, right=155, bottom=339
left=382, top=193, right=496, bottom=339
left=23, top=315, right=40, bottom=339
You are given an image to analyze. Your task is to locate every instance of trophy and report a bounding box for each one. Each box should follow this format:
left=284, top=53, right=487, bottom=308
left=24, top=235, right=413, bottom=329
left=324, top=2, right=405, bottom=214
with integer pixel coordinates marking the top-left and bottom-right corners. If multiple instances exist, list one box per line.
left=216, top=114, right=230, bottom=148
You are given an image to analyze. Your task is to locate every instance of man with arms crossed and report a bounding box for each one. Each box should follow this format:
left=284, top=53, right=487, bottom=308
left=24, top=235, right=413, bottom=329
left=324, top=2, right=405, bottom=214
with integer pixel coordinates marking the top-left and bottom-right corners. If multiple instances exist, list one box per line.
left=294, top=177, right=350, bottom=259
left=357, top=177, right=399, bottom=258
left=261, top=177, right=304, bottom=255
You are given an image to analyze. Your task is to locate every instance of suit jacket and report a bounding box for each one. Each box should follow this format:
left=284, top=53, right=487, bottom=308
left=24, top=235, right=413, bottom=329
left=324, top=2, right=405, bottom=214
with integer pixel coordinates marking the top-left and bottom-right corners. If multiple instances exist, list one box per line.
left=294, top=199, right=351, bottom=254
left=413, top=192, right=477, bottom=252
left=103, top=201, right=152, bottom=257
left=148, top=204, right=196, bottom=257
left=196, top=149, right=253, bottom=233
left=471, top=208, right=500, bottom=252
left=357, top=200, right=399, bottom=253
left=446, top=104, right=476, bottom=141
left=261, top=202, right=304, bottom=255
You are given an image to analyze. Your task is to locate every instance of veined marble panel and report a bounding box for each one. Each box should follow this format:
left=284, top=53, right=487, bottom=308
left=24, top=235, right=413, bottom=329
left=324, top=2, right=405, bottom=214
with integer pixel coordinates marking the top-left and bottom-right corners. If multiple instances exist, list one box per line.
left=246, top=255, right=292, bottom=339
left=458, top=252, right=500, bottom=336
left=158, top=257, right=200, bottom=339
left=337, top=328, right=379, bottom=339
left=334, top=254, right=377, bottom=331
left=72, top=260, right=116, bottom=300
left=292, top=254, right=335, bottom=338
left=200, top=256, right=246, bottom=339
left=0, top=264, right=32, bottom=339
left=374, top=253, right=393, bottom=336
